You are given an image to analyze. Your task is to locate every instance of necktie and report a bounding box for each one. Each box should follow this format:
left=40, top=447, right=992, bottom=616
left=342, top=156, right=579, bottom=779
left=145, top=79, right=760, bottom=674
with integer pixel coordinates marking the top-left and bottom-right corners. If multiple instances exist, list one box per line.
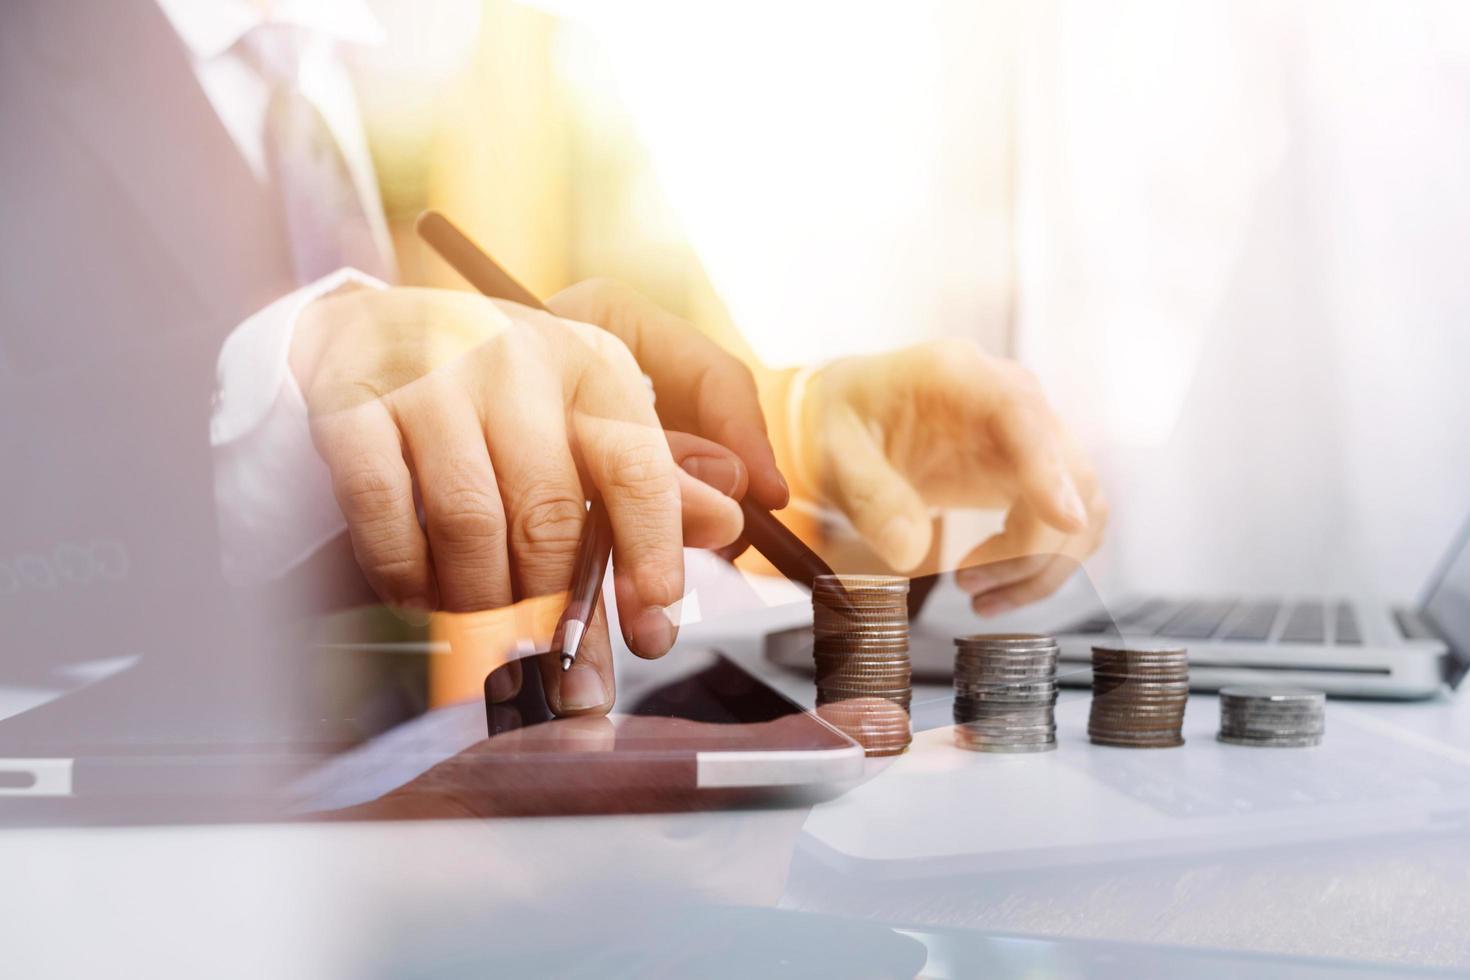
left=248, top=25, right=393, bottom=285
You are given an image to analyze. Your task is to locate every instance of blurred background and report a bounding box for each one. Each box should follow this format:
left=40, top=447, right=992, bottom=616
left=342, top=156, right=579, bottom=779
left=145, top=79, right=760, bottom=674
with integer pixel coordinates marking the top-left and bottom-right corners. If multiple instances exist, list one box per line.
left=347, top=0, right=1470, bottom=697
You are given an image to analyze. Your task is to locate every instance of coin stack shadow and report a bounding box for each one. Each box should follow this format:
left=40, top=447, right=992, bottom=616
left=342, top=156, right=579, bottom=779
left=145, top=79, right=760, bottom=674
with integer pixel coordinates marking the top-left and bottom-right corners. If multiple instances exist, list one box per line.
left=1088, top=643, right=1189, bottom=748
left=1218, top=686, right=1325, bottom=747
left=811, top=574, right=912, bottom=757
left=952, top=634, right=1060, bottom=753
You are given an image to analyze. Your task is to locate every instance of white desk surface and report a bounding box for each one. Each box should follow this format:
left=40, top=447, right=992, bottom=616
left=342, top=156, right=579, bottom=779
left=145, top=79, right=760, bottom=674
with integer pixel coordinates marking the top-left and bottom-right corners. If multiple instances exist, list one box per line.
left=2, top=576, right=1468, bottom=978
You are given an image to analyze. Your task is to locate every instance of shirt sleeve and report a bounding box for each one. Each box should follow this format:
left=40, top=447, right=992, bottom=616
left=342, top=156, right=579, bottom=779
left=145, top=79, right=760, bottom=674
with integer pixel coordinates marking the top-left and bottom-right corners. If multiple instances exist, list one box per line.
left=211, top=268, right=386, bottom=586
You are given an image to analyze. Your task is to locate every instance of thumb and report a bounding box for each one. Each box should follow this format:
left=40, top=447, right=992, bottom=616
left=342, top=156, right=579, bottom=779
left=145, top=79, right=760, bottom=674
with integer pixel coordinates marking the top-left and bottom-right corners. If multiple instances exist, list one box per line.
left=822, top=408, right=932, bottom=571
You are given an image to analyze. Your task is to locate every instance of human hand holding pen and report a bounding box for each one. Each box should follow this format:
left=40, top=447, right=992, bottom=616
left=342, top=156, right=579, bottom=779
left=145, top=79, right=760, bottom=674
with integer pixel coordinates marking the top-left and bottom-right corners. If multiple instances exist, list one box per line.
left=291, top=285, right=759, bottom=715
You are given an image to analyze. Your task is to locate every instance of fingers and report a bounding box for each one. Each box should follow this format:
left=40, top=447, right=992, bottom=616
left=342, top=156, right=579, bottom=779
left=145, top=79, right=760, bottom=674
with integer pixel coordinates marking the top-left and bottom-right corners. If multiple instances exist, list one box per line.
left=568, top=336, right=689, bottom=660
left=665, top=430, right=748, bottom=500
left=548, top=279, right=790, bottom=510
left=575, top=410, right=684, bottom=658
left=665, top=431, right=746, bottom=550
left=956, top=552, right=1052, bottom=597
left=972, top=554, right=1081, bottom=616
left=481, top=350, right=616, bottom=714
left=821, top=406, right=932, bottom=572
left=310, top=399, right=435, bottom=616
left=987, top=393, right=1089, bottom=534
left=485, top=658, right=522, bottom=703
left=956, top=486, right=1108, bottom=615
left=396, top=381, right=512, bottom=613
left=535, top=603, right=617, bottom=717
left=687, top=357, right=788, bottom=510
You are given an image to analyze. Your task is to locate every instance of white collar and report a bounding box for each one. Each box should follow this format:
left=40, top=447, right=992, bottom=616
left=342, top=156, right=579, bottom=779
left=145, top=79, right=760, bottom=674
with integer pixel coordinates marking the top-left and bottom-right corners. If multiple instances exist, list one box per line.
left=155, top=0, right=385, bottom=61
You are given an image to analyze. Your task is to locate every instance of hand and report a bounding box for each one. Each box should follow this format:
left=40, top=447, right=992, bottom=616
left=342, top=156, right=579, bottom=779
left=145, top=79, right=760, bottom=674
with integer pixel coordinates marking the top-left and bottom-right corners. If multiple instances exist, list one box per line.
left=291, top=285, right=753, bottom=715
left=781, top=339, right=1107, bottom=614
left=546, top=279, right=789, bottom=512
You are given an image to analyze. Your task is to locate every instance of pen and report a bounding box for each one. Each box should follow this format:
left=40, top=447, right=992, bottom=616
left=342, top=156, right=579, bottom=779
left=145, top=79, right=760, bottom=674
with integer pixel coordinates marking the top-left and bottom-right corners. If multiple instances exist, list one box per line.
left=415, top=209, right=858, bottom=670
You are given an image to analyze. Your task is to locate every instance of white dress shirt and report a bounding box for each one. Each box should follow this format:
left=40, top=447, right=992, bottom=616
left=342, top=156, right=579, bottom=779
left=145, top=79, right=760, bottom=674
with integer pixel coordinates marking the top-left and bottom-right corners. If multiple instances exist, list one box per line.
left=157, top=0, right=392, bottom=584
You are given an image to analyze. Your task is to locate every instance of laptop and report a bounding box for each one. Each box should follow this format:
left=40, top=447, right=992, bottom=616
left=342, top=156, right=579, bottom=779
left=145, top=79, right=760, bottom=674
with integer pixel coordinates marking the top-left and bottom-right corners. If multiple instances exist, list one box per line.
left=766, top=512, right=1470, bottom=700
left=1045, top=514, right=1470, bottom=699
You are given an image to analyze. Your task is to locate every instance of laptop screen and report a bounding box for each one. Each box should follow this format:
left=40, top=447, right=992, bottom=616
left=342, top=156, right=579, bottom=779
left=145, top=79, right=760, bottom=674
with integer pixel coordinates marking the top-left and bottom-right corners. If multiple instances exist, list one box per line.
left=1422, top=517, right=1470, bottom=685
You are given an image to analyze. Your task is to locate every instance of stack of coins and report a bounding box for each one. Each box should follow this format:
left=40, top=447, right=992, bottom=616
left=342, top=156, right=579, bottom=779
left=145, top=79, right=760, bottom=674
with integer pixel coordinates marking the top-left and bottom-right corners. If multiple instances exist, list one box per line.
left=1218, top=686, right=1325, bottom=747
left=811, top=574, right=912, bottom=757
left=1088, top=643, right=1189, bottom=748
left=952, top=634, right=1059, bottom=753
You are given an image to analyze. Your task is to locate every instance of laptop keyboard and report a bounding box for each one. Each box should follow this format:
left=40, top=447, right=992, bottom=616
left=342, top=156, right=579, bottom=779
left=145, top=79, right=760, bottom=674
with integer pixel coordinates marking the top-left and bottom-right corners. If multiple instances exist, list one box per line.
left=1065, top=598, right=1362, bottom=645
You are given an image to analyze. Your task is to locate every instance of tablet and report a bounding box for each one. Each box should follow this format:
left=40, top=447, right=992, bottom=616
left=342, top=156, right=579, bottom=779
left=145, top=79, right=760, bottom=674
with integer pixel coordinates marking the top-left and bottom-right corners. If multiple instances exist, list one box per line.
left=289, top=649, right=866, bottom=819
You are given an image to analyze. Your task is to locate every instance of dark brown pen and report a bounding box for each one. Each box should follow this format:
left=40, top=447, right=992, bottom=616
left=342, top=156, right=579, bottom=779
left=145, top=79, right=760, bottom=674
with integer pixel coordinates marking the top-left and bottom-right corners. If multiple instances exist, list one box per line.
left=415, top=209, right=856, bottom=668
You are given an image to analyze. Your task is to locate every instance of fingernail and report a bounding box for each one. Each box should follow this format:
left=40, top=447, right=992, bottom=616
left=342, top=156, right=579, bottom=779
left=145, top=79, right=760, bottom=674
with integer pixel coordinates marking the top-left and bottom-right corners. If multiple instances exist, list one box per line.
left=560, top=664, right=608, bottom=711
left=1059, top=482, right=1089, bottom=528
left=394, top=599, right=431, bottom=627
left=879, top=516, right=924, bottom=570
left=681, top=455, right=741, bottom=497
left=974, top=595, right=1015, bottom=618
left=775, top=470, right=791, bottom=505
left=488, top=703, right=523, bottom=734
left=956, top=566, right=994, bottom=591
left=486, top=663, right=519, bottom=702
left=630, top=605, right=676, bottom=657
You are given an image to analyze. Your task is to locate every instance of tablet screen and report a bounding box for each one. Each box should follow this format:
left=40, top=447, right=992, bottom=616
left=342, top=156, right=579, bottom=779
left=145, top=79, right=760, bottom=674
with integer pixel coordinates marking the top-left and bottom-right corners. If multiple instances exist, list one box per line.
left=488, top=650, right=856, bottom=755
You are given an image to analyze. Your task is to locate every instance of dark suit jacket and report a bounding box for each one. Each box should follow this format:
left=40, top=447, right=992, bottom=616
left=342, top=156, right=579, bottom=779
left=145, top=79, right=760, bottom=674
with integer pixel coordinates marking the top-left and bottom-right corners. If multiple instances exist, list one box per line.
left=0, top=0, right=324, bottom=734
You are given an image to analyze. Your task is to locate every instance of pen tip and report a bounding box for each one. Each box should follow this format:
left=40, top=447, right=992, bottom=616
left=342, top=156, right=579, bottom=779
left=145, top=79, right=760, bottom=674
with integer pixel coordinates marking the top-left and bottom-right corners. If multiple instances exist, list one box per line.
left=560, top=654, right=573, bottom=672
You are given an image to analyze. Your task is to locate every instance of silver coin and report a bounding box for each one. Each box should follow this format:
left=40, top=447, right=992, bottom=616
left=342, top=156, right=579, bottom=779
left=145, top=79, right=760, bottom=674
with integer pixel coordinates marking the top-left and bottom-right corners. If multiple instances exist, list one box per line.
left=959, top=681, right=1056, bottom=692
left=1091, top=663, right=1190, bottom=675
left=1091, top=705, right=1189, bottom=718
left=813, top=651, right=913, bottom=663
left=818, top=697, right=914, bottom=709
left=956, top=655, right=1061, bottom=667
left=1090, top=678, right=1191, bottom=690
left=815, top=660, right=912, bottom=672
left=814, top=623, right=910, bottom=636
left=1091, top=669, right=1191, bottom=682
left=956, top=730, right=1057, bottom=745
left=1091, top=641, right=1188, bottom=656
left=958, top=667, right=1059, bottom=677
left=1092, top=689, right=1190, bottom=702
left=955, top=664, right=1059, bottom=677
left=956, top=741, right=1057, bottom=754
left=1091, top=665, right=1189, bottom=678
left=1223, top=703, right=1324, bottom=718
left=954, top=692, right=1058, bottom=705
left=956, top=632, right=1059, bottom=647
left=1222, top=719, right=1323, bottom=732
left=1217, top=733, right=1322, bottom=748
left=1089, top=736, right=1185, bottom=749
left=955, top=710, right=1056, bottom=724
left=954, top=681, right=1059, bottom=692
left=817, top=682, right=913, bottom=693
left=955, top=718, right=1057, bottom=731
left=1088, top=716, right=1186, bottom=728
left=1219, top=685, right=1325, bottom=702
left=813, top=573, right=909, bottom=586
left=1223, top=716, right=1324, bottom=730
left=957, top=727, right=1058, bottom=740
left=814, top=636, right=912, bottom=648
left=957, top=741, right=1057, bottom=754
left=952, top=740, right=1058, bottom=758
left=815, top=626, right=912, bottom=637
left=1217, top=725, right=1323, bottom=740
left=956, top=656, right=1059, bottom=667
